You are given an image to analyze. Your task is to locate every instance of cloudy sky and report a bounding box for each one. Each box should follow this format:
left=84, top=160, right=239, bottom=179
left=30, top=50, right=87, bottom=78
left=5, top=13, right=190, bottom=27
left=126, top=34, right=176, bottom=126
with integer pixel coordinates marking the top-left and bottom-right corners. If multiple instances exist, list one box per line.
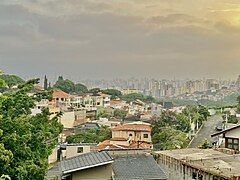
left=0, top=0, right=240, bottom=81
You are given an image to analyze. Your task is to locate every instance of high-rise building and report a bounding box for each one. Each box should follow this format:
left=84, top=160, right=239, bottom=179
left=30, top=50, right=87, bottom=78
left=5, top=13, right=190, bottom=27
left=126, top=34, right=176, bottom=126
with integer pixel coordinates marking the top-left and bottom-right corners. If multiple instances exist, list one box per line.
left=236, top=75, right=240, bottom=88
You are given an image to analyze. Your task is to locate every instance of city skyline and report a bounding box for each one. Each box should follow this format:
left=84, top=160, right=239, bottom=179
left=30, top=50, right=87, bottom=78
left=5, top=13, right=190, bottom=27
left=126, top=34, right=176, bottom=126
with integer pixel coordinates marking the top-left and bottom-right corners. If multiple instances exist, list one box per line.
left=1, top=0, right=240, bottom=80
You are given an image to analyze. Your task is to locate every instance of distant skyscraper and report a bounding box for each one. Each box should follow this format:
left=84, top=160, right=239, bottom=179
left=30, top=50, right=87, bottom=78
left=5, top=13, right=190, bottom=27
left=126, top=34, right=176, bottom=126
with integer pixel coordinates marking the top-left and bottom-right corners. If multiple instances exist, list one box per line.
left=236, top=75, right=240, bottom=88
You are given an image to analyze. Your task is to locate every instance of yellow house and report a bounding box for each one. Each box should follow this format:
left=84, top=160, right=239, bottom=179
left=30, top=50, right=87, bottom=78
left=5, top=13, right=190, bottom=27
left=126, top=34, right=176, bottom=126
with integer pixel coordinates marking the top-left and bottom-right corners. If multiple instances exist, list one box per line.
left=111, top=122, right=152, bottom=143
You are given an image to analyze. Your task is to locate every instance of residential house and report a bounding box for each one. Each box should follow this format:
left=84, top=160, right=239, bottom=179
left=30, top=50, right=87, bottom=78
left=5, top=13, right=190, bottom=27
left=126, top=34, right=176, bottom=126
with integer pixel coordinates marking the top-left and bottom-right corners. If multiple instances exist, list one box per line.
left=111, top=121, right=152, bottom=143
left=110, top=99, right=127, bottom=109
left=97, top=92, right=111, bottom=107
left=211, top=124, right=240, bottom=151
left=59, top=151, right=114, bottom=180
left=93, top=118, right=121, bottom=128
left=150, top=103, right=163, bottom=117
left=61, top=143, right=97, bottom=159
left=51, top=90, right=71, bottom=111
left=69, top=95, right=83, bottom=108
left=93, top=122, right=152, bottom=150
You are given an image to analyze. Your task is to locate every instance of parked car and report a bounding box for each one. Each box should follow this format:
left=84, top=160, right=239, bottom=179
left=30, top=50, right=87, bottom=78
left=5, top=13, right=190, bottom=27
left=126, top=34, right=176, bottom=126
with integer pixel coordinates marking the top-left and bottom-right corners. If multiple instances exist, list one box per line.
left=215, top=124, right=223, bottom=131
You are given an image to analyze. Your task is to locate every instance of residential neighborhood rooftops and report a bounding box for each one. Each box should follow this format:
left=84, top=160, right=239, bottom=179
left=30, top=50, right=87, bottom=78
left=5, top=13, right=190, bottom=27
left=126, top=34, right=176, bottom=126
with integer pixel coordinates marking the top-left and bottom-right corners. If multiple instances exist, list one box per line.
left=92, top=140, right=152, bottom=150
left=52, top=89, right=70, bottom=98
left=112, top=155, right=167, bottom=180
left=59, top=151, right=114, bottom=174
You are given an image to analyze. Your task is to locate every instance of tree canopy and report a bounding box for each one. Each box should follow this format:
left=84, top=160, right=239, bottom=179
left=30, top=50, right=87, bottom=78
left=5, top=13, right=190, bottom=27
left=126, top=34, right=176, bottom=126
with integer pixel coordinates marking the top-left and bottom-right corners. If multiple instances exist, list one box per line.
left=75, top=83, right=88, bottom=93
left=66, top=126, right=111, bottom=143
left=121, top=93, right=155, bottom=103
left=102, top=89, right=122, bottom=99
left=151, top=110, right=191, bottom=150
left=113, top=109, right=127, bottom=119
left=88, top=88, right=101, bottom=94
left=152, top=126, right=189, bottom=150
left=0, top=78, right=63, bottom=179
left=53, top=77, right=75, bottom=93
left=0, top=74, right=24, bottom=88
left=237, top=95, right=240, bottom=113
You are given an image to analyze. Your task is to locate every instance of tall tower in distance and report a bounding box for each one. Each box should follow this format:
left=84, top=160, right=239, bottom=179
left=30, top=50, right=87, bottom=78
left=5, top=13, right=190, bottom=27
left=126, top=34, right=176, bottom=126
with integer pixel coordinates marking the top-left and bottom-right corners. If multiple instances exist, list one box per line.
left=236, top=75, right=240, bottom=89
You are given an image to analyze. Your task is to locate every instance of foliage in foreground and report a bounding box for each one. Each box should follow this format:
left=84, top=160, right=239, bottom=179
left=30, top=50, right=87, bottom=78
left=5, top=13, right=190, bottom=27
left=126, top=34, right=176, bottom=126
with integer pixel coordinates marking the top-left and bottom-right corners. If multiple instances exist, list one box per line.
left=0, top=79, right=63, bottom=179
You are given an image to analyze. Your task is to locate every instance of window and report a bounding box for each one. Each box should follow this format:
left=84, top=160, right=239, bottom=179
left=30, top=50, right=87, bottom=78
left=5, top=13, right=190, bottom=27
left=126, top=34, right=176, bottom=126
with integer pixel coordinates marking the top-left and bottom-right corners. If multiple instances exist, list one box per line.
left=97, top=102, right=100, bottom=105
left=77, top=147, right=83, bottom=153
left=226, top=138, right=239, bottom=150
left=144, top=134, right=148, bottom=138
left=129, top=134, right=133, bottom=137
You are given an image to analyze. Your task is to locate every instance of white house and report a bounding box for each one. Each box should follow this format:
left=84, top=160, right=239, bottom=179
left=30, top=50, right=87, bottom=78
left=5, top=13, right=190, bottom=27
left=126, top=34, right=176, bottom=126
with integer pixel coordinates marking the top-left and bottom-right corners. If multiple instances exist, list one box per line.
left=211, top=124, right=240, bottom=151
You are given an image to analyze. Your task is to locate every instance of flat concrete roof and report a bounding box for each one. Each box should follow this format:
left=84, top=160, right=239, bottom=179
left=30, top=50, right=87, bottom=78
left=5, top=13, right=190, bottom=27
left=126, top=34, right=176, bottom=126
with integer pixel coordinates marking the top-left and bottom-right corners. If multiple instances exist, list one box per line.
left=153, top=148, right=240, bottom=178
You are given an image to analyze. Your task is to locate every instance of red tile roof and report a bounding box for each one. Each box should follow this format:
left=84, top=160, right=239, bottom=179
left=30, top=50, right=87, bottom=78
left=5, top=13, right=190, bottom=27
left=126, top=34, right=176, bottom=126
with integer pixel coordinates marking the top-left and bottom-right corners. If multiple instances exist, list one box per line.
left=52, top=90, right=70, bottom=98
left=34, top=85, right=44, bottom=91
left=91, top=140, right=152, bottom=150
left=129, top=141, right=152, bottom=149
left=110, top=137, right=128, bottom=141
left=110, top=100, right=125, bottom=105
left=112, top=124, right=151, bottom=132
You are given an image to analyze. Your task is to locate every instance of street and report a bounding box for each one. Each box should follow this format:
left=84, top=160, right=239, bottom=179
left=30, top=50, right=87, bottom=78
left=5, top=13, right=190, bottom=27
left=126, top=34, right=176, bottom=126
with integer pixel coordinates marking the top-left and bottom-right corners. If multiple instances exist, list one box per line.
left=188, top=114, right=223, bottom=148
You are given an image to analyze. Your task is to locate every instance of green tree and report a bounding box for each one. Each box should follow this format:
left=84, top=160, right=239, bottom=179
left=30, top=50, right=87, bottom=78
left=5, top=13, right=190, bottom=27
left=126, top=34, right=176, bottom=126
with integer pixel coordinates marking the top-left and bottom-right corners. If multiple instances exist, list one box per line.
left=0, top=74, right=24, bottom=88
left=66, top=126, right=111, bottom=143
left=97, top=108, right=112, bottom=119
left=237, top=96, right=240, bottom=113
left=113, top=109, right=127, bottom=119
left=66, top=132, right=99, bottom=143
left=75, top=83, right=88, bottom=93
left=122, top=93, right=155, bottom=103
left=0, top=79, right=63, bottom=179
left=44, top=75, right=48, bottom=90
left=89, top=88, right=101, bottom=94
left=53, top=77, right=75, bottom=93
left=102, top=89, right=122, bottom=99
left=152, top=127, right=189, bottom=150
left=198, top=138, right=212, bottom=149
left=198, top=105, right=209, bottom=120
left=176, top=114, right=191, bottom=133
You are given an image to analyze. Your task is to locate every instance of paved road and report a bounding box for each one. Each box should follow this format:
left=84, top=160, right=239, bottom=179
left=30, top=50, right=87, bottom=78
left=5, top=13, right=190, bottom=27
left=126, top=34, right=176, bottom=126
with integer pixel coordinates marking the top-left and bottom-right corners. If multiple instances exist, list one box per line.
left=188, top=114, right=223, bottom=148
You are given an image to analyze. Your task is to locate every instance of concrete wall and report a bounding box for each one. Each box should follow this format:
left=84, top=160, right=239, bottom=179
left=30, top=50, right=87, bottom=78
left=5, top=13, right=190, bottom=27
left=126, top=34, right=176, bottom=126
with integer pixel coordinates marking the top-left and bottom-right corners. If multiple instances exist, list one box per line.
left=74, top=109, right=86, bottom=120
left=72, top=164, right=112, bottom=180
left=65, top=145, right=90, bottom=159
left=48, top=146, right=58, bottom=164
left=156, top=154, right=223, bottom=180
left=60, top=111, right=75, bottom=128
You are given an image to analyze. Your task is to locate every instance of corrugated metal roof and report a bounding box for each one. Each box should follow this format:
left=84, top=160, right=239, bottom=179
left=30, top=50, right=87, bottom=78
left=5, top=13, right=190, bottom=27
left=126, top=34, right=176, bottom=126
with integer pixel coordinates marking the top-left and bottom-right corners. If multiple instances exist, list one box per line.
left=60, top=151, right=114, bottom=174
left=112, top=155, right=167, bottom=180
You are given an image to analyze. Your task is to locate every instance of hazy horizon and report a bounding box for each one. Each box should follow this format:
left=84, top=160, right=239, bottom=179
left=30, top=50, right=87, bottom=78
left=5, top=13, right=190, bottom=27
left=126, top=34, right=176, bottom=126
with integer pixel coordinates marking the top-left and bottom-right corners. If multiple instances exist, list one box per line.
left=1, top=0, right=240, bottom=81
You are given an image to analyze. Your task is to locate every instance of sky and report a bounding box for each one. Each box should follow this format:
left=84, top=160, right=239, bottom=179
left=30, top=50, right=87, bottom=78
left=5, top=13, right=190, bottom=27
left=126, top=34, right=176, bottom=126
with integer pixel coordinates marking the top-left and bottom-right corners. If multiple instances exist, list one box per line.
left=0, top=0, right=240, bottom=82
